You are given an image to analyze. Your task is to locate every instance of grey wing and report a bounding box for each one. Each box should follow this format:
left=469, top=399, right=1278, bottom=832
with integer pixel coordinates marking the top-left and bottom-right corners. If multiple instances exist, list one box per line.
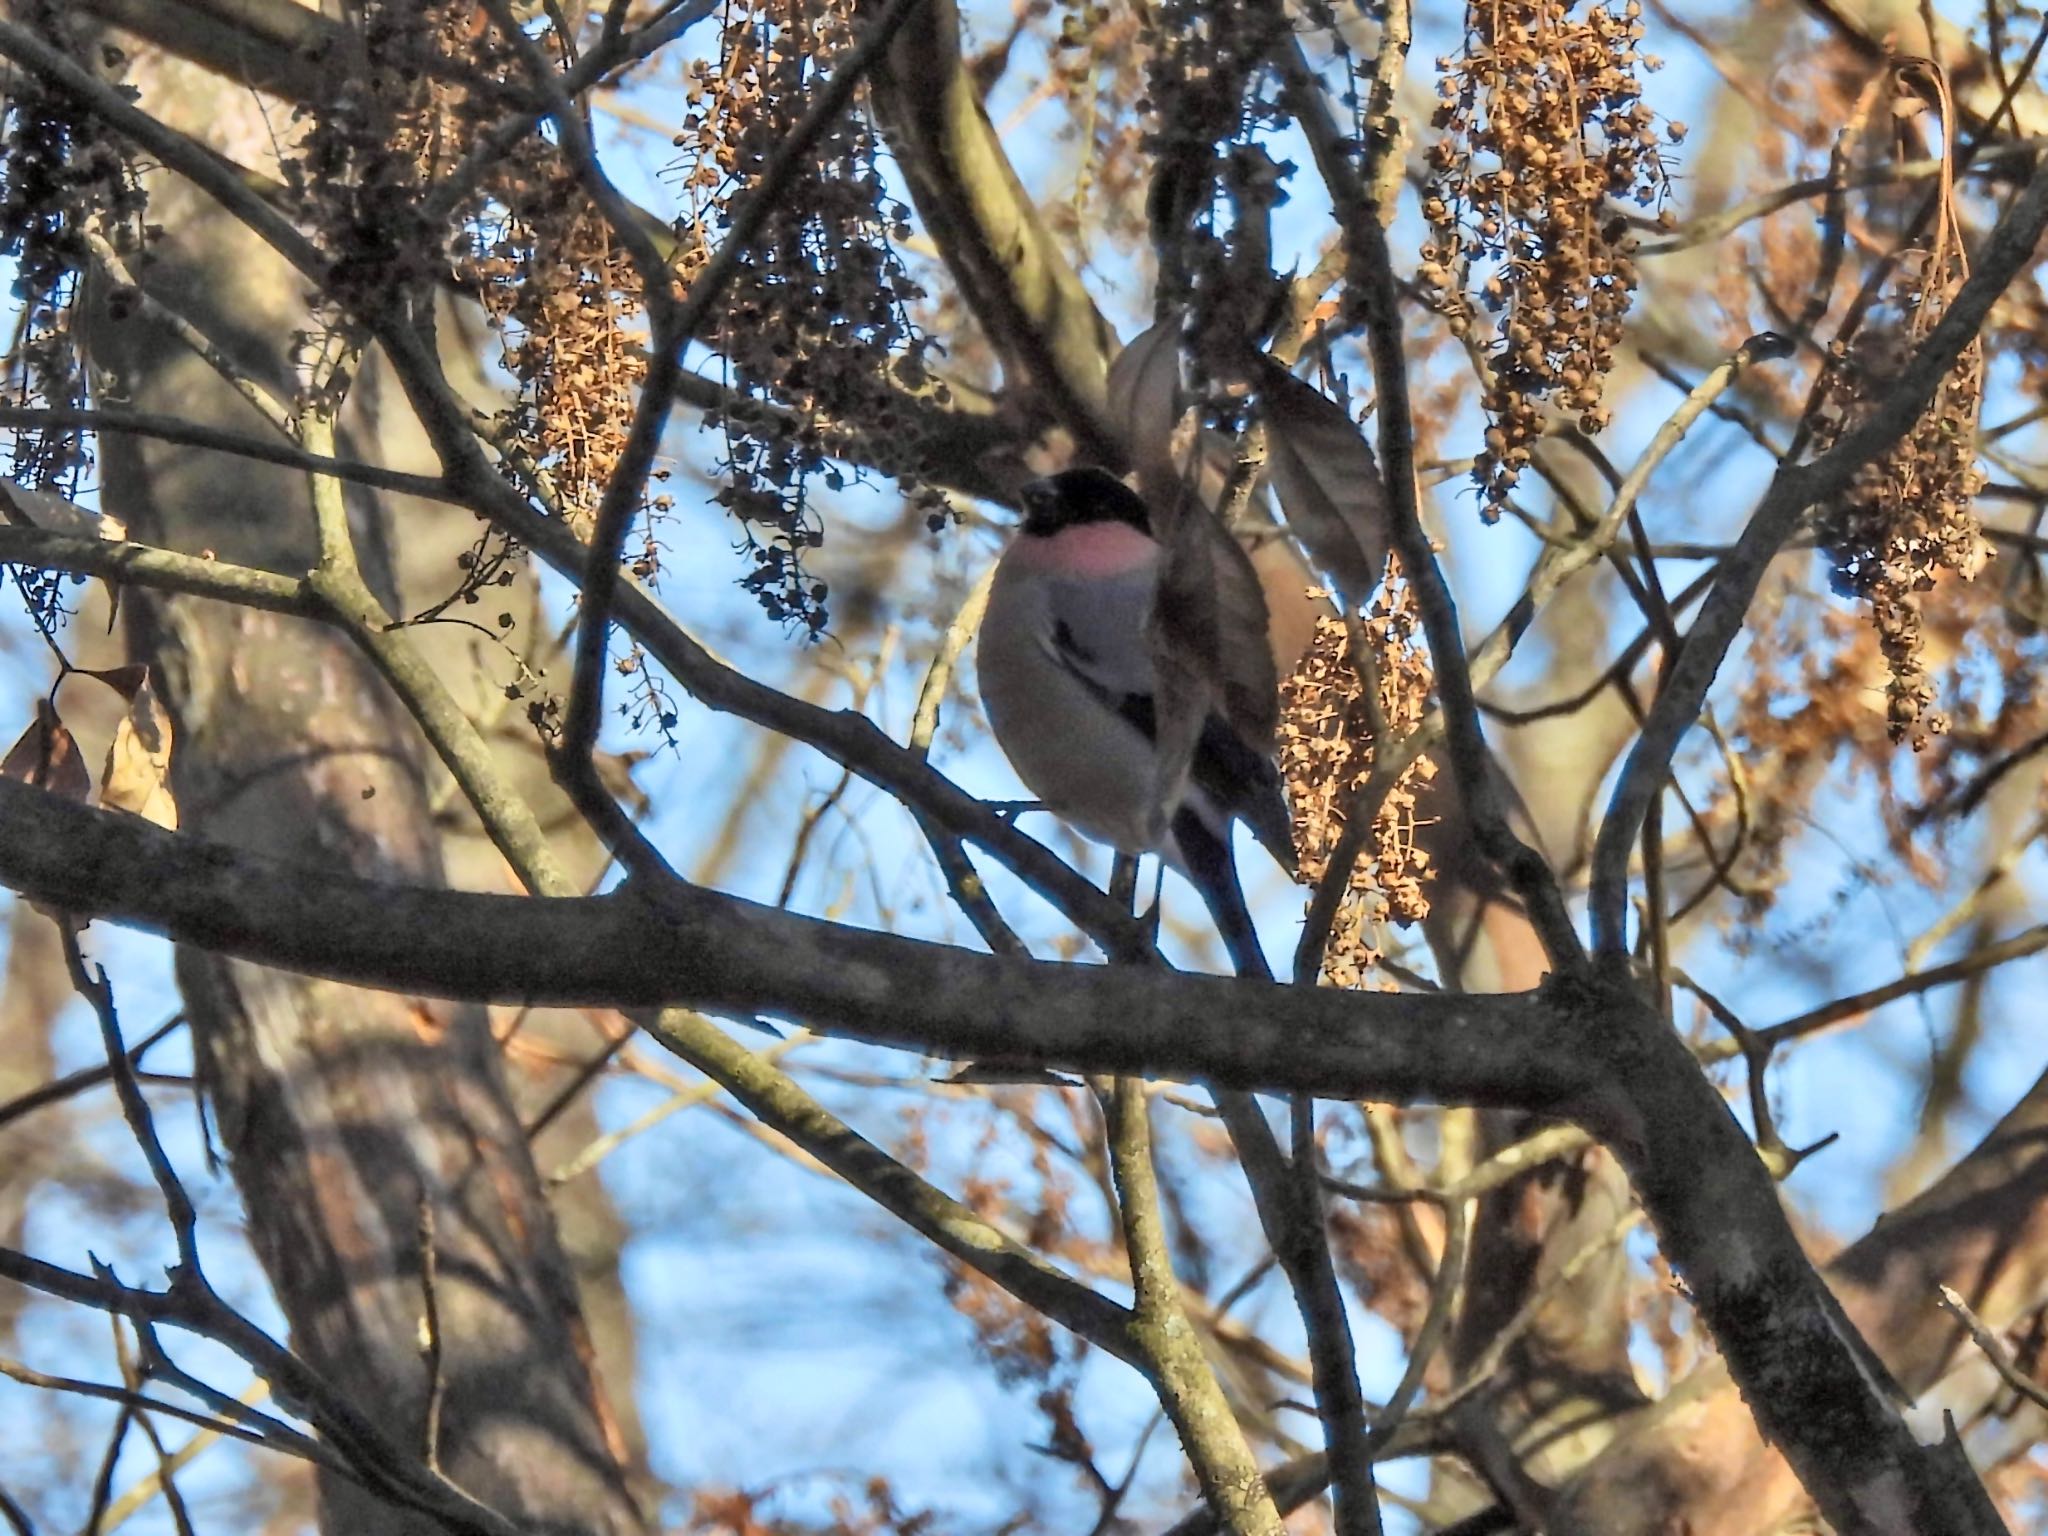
left=1040, top=567, right=1159, bottom=701
left=1045, top=567, right=1295, bottom=876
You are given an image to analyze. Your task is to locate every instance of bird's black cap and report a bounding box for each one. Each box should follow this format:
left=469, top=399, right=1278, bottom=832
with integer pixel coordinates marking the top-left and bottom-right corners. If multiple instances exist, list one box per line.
left=1019, top=467, right=1153, bottom=537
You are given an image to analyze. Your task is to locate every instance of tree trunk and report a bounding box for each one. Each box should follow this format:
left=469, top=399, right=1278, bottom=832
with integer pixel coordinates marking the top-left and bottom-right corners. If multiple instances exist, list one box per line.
left=84, top=52, right=648, bottom=1536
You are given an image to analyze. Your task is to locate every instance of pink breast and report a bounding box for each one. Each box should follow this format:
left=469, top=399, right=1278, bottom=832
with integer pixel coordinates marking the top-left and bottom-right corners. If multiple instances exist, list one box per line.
left=1010, top=521, right=1158, bottom=579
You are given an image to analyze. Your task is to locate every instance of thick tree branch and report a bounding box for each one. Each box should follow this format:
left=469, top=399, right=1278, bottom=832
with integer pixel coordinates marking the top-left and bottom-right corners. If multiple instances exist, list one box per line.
left=864, top=0, right=1121, bottom=460
left=77, top=0, right=339, bottom=100
left=1557, top=1063, right=2048, bottom=1533
left=0, top=776, right=1571, bottom=1103
left=1572, top=961, right=2011, bottom=1536
left=0, top=773, right=2021, bottom=1535
left=0, top=524, right=312, bottom=613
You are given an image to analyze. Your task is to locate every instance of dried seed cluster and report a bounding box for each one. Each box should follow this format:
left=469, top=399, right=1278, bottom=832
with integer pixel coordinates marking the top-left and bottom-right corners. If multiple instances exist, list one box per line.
left=0, top=8, right=141, bottom=500
left=0, top=8, right=144, bottom=633
left=483, top=255, right=678, bottom=745
left=673, top=0, right=941, bottom=634
left=1730, top=587, right=2013, bottom=921
left=1420, top=0, right=1678, bottom=515
left=291, top=2, right=660, bottom=727
left=293, top=0, right=496, bottom=306
left=287, top=0, right=553, bottom=629
left=1044, top=0, right=1152, bottom=251
left=1279, top=579, right=1436, bottom=988
left=470, top=157, right=651, bottom=545
left=1809, top=128, right=1990, bottom=747
left=1139, top=0, right=1297, bottom=369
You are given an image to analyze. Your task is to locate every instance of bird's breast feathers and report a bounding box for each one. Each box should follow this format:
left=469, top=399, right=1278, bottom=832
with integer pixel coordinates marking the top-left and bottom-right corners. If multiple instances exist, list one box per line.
left=1002, top=520, right=1160, bottom=579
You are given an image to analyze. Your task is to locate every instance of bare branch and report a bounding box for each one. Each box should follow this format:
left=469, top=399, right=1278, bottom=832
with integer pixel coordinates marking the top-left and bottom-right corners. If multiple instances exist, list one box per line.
left=1104, top=1077, right=1287, bottom=1536
left=1591, top=162, right=2048, bottom=953
left=0, top=776, right=1576, bottom=1100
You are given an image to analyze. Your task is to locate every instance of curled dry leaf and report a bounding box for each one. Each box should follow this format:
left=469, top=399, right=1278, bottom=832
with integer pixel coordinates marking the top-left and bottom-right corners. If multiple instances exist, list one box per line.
left=1, top=698, right=92, bottom=803
left=76, top=664, right=150, bottom=701
left=1256, top=357, right=1392, bottom=612
left=1109, top=318, right=1288, bottom=829
left=1105, top=314, right=1187, bottom=511
left=98, top=669, right=178, bottom=830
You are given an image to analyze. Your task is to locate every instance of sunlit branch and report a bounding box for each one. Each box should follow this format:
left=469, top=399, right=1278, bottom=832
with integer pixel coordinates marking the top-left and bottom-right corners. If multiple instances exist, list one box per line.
left=0, top=406, right=456, bottom=502
left=1104, top=1077, right=1286, bottom=1536
left=0, top=526, right=312, bottom=614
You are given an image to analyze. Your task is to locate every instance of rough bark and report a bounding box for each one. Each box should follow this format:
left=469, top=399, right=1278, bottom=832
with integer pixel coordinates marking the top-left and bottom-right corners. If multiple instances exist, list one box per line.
left=80, top=55, right=647, bottom=1536
left=1553, top=1065, right=2048, bottom=1534
left=356, top=290, right=654, bottom=1495
left=1420, top=766, right=1648, bottom=1524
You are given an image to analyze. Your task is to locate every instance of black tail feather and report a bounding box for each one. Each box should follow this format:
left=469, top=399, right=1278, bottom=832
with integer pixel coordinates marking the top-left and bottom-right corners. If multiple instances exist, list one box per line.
left=1172, top=805, right=1273, bottom=981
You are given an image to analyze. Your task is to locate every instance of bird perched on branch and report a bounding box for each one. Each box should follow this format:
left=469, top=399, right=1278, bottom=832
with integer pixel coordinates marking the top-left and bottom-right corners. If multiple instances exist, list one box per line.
left=977, top=467, right=1295, bottom=977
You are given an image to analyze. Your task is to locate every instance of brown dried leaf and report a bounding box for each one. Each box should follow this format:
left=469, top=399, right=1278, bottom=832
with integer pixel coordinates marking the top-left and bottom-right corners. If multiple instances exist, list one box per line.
left=99, top=672, right=177, bottom=830
left=1106, top=314, right=1190, bottom=511
left=1257, top=358, right=1392, bottom=611
left=1, top=699, right=92, bottom=803
left=76, top=664, right=150, bottom=702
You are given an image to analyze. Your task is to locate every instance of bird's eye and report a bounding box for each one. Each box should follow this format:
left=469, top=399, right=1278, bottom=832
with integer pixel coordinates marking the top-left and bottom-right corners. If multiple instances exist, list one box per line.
left=1020, top=481, right=1060, bottom=523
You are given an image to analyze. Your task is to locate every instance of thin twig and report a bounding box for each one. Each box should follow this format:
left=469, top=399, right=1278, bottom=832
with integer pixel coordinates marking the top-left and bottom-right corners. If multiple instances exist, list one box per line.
left=1590, top=163, right=2048, bottom=953
left=418, top=1195, right=446, bottom=1474
left=1637, top=139, right=2047, bottom=255
left=0, top=1248, right=527, bottom=1536
left=82, top=1400, right=134, bottom=1536
left=0, top=1013, right=184, bottom=1135
left=909, top=563, right=996, bottom=757
left=0, top=1358, right=274, bottom=1454
left=111, top=1322, right=198, bottom=1536
left=545, top=1034, right=808, bottom=1186
left=60, top=931, right=201, bottom=1274
left=99, top=1379, right=274, bottom=1534
left=522, top=1025, right=637, bottom=1142
left=1759, top=922, right=2048, bottom=1049
left=1363, top=1193, right=1471, bottom=1456
left=1937, top=1285, right=2048, bottom=1413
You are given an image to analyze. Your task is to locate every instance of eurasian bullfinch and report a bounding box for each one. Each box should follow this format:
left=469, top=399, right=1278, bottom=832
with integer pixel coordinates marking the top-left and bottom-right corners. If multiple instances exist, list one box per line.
left=977, top=467, right=1295, bottom=977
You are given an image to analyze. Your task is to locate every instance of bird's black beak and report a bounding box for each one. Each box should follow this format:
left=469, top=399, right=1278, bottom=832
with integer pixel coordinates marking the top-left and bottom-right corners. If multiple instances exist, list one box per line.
left=1018, top=478, right=1060, bottom=536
